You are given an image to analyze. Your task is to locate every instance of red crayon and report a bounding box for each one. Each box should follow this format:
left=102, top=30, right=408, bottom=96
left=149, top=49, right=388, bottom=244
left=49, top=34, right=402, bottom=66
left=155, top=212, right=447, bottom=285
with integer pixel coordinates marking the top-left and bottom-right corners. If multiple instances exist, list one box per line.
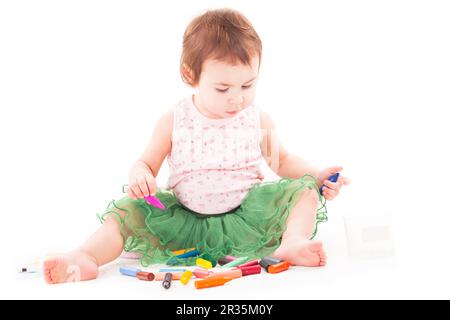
left=237, top=264, right=261, bottom=276
left=136, top=271, right=155, bottom=281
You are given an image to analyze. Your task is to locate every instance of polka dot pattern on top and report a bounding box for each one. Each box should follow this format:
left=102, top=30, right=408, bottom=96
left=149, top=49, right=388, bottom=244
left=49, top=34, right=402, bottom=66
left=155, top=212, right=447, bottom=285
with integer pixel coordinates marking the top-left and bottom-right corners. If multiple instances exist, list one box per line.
left=167, top=96, right=264, bottom=214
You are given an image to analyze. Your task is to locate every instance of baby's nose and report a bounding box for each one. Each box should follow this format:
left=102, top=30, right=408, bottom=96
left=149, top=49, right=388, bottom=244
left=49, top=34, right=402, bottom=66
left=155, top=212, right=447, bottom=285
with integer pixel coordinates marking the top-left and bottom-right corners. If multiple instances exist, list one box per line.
left=229, top=95, right=244, bottom=106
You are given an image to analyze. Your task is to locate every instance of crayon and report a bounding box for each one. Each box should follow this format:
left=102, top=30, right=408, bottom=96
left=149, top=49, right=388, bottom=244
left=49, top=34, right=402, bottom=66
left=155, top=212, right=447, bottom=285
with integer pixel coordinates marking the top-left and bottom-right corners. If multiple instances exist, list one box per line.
left=196, top=258, right=213, bottom=269
left=195, top=277, right=233, bottom=289
left=180, top=270, right=193, bottom=285
left=136, top=271, right=155, bottom=281
left=200, top=253, right=217, bottom=267
left=166, top=249, right=200, bottom=265
left=162, top=273, right=172, bottom=289
left=237, top=264, right=261, bottom=276
left=219, top=256, right=248, bottom=268
left=218, top=257, right=234, bottom=265
left=237, top=259, right=259, bottom=268
left=18, top=266, right=43, bottom=273
left=206, top=269, right=242, bottom=280
left=171, top=247, right=195, bottom=255
left=176, top=250, right=200, bottom=258
left=193, top=268, right=213, bottom=279
left=159, top=268, right=187, bottom=272
left=259, top=257, right=282, bottom=271
left=268, top=261, right=291, bottom=274
left=154, top=272, right=184, bottom=281
left=119, top=266, right=141, bottom=277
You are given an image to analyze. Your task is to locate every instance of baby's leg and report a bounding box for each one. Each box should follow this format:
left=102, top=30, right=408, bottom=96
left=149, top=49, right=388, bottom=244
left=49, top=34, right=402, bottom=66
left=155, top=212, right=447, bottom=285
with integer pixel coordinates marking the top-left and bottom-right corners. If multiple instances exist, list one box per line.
left=273, top=188, right=327, bottom=267
left=43, top=215, right=125, bottom=284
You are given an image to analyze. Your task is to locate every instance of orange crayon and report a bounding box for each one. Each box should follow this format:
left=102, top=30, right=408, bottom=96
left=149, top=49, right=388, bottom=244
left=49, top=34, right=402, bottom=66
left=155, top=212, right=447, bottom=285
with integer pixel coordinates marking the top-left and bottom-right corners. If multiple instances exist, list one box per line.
left=268, top=261, right=291, bottom=274
left=195, top=277, right=233, bottom=289
left=154, top=272, right=184, bottom=281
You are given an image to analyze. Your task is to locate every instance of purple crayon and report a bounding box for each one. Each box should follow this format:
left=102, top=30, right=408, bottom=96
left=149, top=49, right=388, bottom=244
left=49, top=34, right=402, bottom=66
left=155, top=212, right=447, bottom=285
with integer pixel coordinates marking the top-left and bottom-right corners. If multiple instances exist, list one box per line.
left=144, top=194, right=166, bottom=210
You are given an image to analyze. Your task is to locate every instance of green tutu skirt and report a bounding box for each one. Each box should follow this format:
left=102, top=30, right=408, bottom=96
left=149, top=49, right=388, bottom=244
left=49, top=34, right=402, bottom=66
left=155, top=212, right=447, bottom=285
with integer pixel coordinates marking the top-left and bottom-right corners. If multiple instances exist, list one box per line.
left=97, top=174, right=327, bottom=267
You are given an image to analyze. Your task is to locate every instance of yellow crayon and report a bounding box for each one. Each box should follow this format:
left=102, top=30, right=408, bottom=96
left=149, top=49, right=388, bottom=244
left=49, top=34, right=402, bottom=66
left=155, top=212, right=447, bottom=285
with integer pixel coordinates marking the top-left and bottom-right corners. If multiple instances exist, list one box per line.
left=196, top=258, right=213, bottom=269
left=180, top=270, right=193, bottom=285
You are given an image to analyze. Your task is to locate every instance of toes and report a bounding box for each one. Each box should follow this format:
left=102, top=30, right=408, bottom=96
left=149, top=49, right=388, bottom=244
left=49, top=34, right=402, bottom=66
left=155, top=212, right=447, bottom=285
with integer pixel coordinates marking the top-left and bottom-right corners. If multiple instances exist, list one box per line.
left=318, top=252, right=327, bottom=266
left=43, top=259, right=57, bottom=284
left=316, top=248, right=327, bottom=266
left=43, top=259, right=57, bottom=270
left=44, top=271, right=53, bottom=284
left=43, top=258, right=68, bottom=284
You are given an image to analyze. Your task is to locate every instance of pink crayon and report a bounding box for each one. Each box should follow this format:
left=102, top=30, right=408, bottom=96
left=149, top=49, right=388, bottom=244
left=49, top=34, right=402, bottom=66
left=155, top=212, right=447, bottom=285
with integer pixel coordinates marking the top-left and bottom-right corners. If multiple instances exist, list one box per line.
left=237, top=259, right=259, bottom=268
left=144, top=194, right=166, bottom=210
left=193, top=268, right=213, bottom=279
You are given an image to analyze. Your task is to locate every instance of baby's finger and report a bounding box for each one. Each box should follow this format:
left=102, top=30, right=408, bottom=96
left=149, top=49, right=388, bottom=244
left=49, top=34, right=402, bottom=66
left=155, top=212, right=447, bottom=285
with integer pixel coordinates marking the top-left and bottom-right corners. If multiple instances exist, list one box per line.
left=130, top=183, right=144, bottom=199
left=145, top=173, right=157, bottom=196
left=324, top=180, right=340, bottom=191
left=337, top=176, right=350, bottom=186
left=322, top=188, right=334, bottom=201
left=127, top=187, right=138, bottom=200
left=324, top=187, right=339, bottom=199
left=138, top=177, right=150, bottom=197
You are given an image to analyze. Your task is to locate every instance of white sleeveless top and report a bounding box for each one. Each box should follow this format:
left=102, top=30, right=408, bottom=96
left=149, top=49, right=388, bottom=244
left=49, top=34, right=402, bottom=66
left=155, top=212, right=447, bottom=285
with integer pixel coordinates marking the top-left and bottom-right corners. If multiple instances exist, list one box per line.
left=167, top=96, right=264, bottom=214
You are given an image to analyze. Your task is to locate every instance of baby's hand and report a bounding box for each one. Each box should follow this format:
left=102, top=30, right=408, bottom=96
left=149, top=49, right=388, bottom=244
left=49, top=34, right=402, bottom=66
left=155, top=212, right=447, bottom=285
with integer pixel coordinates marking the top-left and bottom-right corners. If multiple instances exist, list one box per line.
left=128, top=168, right=157, bottom=200
left=317, top=166, right=350, bottom=201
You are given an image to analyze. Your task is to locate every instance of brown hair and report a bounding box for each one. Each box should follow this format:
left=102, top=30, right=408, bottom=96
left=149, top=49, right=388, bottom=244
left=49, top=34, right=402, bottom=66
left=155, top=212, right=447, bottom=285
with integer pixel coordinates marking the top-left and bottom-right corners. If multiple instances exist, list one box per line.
left=180, top=8, right=262, bottom=87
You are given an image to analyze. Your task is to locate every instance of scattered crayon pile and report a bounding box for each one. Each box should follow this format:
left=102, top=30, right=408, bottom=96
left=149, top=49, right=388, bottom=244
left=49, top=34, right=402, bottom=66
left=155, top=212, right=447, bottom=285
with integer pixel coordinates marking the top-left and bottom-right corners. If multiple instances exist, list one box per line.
left=119, top=247, right=291, bottom=289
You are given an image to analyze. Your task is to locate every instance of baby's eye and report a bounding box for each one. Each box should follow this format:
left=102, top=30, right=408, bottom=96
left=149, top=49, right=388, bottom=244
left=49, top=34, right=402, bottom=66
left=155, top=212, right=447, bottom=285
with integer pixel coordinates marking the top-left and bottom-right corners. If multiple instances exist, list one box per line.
left=215, top=88, right=229, bottom=93
left=242, top=84, right=253, bottom=89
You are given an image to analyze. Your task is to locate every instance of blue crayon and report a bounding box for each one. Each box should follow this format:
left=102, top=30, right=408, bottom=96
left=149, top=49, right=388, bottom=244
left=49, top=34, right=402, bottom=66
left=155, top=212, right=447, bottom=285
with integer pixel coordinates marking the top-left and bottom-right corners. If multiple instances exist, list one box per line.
left=159, top=268, right=187, bottom=272
left=320, top=173, right=340, bottom=195
left=119, top=266, right=141, bottom=277
left=166, top=249, right=201, bottom=265
left=176, top=249, right=200, bottom=258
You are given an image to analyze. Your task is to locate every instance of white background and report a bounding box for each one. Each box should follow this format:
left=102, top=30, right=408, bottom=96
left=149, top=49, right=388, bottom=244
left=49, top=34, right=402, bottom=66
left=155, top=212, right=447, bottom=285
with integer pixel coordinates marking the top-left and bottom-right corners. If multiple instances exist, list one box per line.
left=1, top=0, right=449, bottom=299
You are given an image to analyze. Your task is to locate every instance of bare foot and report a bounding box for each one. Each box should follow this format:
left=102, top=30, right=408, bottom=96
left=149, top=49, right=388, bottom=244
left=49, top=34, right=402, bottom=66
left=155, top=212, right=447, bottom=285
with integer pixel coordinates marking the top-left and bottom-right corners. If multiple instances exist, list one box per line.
left=273, top=238, right=327, bottom=267
left=43, top=251, right=99, bottom=284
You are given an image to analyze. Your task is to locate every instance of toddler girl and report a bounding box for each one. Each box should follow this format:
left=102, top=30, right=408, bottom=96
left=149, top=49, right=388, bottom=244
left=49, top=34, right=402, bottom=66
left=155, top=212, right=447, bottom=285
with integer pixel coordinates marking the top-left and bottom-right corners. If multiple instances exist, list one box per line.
left=43, top=8, right=349, bottom=284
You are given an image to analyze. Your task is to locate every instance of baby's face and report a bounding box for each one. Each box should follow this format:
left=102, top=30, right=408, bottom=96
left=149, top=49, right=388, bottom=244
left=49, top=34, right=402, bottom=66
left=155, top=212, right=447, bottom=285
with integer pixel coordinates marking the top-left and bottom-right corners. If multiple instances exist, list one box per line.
left=194, top=56, right=259, bottom=119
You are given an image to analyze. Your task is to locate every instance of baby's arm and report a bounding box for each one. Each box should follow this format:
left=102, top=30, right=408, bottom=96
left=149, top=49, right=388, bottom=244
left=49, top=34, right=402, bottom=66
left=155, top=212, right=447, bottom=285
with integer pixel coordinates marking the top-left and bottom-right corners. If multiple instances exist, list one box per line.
left=136, top=110, right=173, bottom=177
left=128, top=110, right=173, bottom=198
left=260, top=111, right=320, bottom=180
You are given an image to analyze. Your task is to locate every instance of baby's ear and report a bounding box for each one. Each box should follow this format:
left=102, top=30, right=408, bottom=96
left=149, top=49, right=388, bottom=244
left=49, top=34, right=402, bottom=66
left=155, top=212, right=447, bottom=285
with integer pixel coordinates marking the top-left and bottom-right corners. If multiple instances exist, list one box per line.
left=181, top=64, right=195, bottom=86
